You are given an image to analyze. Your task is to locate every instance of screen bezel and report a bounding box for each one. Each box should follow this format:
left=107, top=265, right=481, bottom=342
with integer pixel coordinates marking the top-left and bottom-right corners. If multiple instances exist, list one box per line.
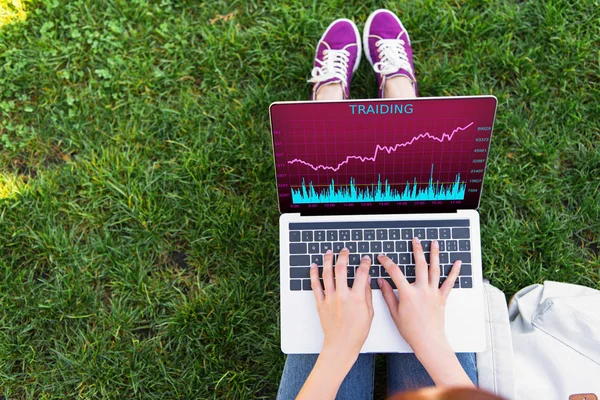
left=270, top=96, right=498, bottom=216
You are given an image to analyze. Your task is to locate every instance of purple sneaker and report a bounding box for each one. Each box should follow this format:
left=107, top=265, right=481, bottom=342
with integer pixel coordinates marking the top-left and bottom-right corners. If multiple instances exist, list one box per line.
left=363, top=9, right=417, bottom=97
left=309, top=18, right=361, bottom=100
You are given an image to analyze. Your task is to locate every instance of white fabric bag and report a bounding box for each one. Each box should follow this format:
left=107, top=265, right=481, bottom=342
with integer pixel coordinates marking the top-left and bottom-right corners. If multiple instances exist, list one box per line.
left=508, top=281, right=600, bottom=400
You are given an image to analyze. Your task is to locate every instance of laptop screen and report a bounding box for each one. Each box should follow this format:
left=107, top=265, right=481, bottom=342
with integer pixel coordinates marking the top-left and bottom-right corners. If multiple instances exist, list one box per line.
left=270, top=96, right=497, bottom=215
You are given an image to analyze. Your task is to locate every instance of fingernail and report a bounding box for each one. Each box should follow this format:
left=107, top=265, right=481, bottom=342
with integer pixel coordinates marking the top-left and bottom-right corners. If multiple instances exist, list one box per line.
left=432, top=239, right=438, bottom=247
left=310, top=263, right=317, bottom=268
left=457, top=260, right=462, bottom=266
left=377, top=278, right=383, bottom=288
left=362, top=255, right=371, bottom=260
left=325, top=249, right=332, bottom=255
left=341, top=247, right=348, bottom=252
left=378, top=253, right=385, bottom=258
left=414, top=236, right=420, bottom=243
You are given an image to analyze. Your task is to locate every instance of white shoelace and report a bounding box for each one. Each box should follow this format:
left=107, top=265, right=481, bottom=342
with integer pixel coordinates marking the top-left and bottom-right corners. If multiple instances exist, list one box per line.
left=372, top=38, right=413, bottom=76
left=308, top=48, right=350, bottom=84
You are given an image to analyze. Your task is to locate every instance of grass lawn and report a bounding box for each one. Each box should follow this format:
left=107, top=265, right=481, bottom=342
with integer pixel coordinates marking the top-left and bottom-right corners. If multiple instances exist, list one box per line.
left=0, top=0, right=599, bottom=398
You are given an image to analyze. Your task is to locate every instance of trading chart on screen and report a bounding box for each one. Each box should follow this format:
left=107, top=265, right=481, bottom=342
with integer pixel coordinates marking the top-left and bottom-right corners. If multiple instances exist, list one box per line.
left=270, top=97, right=497, bottom=214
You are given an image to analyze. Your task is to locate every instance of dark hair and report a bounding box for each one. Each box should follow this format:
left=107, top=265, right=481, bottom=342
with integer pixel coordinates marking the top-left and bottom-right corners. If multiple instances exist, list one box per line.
left=389, top=387, right=505, bottom=400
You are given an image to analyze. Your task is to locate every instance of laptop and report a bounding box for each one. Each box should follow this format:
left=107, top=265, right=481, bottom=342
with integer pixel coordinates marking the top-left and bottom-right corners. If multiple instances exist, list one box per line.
left=269, top=96, right=497, bottom=354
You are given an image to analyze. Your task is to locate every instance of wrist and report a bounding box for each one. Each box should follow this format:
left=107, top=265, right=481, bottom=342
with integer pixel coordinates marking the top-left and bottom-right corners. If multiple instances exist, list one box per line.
left=319, top=343, right=358, bottom=373
left=415, top=341, right=474, bottom=387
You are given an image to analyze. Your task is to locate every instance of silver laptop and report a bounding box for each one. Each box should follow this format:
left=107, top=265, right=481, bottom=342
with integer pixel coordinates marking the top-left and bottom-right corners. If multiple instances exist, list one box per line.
left=270, top=96, right=497, bottom=353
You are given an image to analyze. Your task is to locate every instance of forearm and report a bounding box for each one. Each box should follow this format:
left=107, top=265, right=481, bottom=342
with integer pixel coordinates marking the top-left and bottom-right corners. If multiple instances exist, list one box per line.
left=296, top=348, right=356, bottom=400
left=414, top=339, right=475, bottom=388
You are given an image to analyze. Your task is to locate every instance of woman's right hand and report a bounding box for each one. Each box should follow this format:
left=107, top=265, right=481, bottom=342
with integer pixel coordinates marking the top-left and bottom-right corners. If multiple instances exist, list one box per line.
left=377, top=237, right=474, bottom=387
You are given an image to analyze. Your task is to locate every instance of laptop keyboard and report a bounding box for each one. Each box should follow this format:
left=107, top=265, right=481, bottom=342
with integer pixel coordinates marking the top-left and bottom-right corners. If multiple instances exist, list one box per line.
left=287, top=220, right=474, bottom=291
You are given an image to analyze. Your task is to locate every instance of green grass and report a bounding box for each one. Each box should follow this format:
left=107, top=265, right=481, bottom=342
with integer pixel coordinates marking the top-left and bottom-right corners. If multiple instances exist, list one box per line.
left=0, top=0, right=599, bottom=398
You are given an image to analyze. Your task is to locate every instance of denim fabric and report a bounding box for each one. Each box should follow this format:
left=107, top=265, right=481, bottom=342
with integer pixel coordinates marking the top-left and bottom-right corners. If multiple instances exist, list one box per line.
left=277, top=354, right=375, bottom=400
left=277, top=353, right=477, bottom=399
left=387, top=352, right=478, bottom=395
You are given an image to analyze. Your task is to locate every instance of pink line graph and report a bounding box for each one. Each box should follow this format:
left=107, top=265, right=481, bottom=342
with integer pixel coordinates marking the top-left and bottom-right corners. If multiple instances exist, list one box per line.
left=287, top=122, right=474, bottom=172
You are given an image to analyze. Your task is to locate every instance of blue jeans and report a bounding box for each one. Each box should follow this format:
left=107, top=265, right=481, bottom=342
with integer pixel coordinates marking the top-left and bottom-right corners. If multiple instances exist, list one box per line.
left=277, top=353, right=477, bottom=399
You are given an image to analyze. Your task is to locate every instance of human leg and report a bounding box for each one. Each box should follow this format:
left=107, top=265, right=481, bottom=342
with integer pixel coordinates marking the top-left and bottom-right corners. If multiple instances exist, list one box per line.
left=277, top=353, right=375, bottom=400
left=309, top=18, right=361, bottom=101
left=363, top=9, right=417, bottom=99
left=386, top=352, right=478, bottom=395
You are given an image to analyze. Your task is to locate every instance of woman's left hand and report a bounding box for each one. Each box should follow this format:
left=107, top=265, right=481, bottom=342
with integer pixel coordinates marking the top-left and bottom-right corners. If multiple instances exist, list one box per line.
left=311, top=249, right=374, bottom=362
left=297, top=249, right=374, bottom=400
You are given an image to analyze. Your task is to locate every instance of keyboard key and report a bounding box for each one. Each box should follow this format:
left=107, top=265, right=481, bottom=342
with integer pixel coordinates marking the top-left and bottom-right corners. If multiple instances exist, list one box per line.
left=361, top=254, right=373, bottom=263
left=289, top=243, right=307, bottom=254
left=358, top=242, right=370, bottom=252
left=290, top=280, right=302, bottom=291
left=438, top=240, right=445, bottom=251
left=370, top=279, right=380, bottom=289
left=347, top=266, right=355, bottom=278
left=401, top=229, right=413, bottom=239
left=314, top=231, right=326, bottom=241
left=364, top=230, right=375, bottom=240
left=405, top=265, right=415, bottom=276
left=345, top=242, right=357, bottom=252
left=398, top=253, right=411, bottom=264
left=290, top=231, right=301, bottom=242
left=383, top=241, right=394, bottom=252
left=439, top=277, right=446, bottom=287
left=426, top=228, right=438, bottom=239
left=333, top=242, right=344, bottom=252
left=407, top=277, right=416, bottom=284
left=421, top=240, right=431, bottom=251
left=290, top=267, right=310, bottom=278
left=347, top=279, right=354, bottom=288
left=290, top=255, right=310, bottom=266
left=446, top=240, right=458, bottom=252
left=452, top=228, right=470, bottom=239
left=408, top=241, right=413, bottom=252
left=439, top=228, right=451, bottom=239
left=302, top=231, right=313, bottom=242
left=376, top=229, right=388, bottom=240
left=453, top=279, right=459, bottom=288
left=327, top=231, right=338, bottom=241
left=370, top=241, right=382, bottom=253
left=369, top=266, right=379, bottom=277
left=340, top=230, right=350, bottom=241
left=414, top=229, right=425, bottom=239
left=459, top=240, right=471, bottom=251
left=311, top=254, right=323, bottom=265
left=439, top=252, right=449, bottom=264
left=395, top=241, right=407, bottom=252
left=386, top=253, right=398, bottom=264
left=460, top=277, right=473, bottom=288
left=381, top=266, right=390, bottom=277
left=450, top=252, right=471, bottom=263
left=460, top=264, right=472, bottom=276
left=318, top=267, right=323, bottom=277
left=349, top=254, right=361, bottom=265
left=443, top=264, right=453, bottom=276
left=352, top=230, right=363, bottom=240
left=384, top=278, right=397, bottom=289
left=389, top=229, right=400, bottom=240
left=321, top=242, right=332, bottom=253
left=308, top=243, right=319, bottom=253
left=302, top=279, right=311, bottom=290
left=413, top=252, right=431, bottom=263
